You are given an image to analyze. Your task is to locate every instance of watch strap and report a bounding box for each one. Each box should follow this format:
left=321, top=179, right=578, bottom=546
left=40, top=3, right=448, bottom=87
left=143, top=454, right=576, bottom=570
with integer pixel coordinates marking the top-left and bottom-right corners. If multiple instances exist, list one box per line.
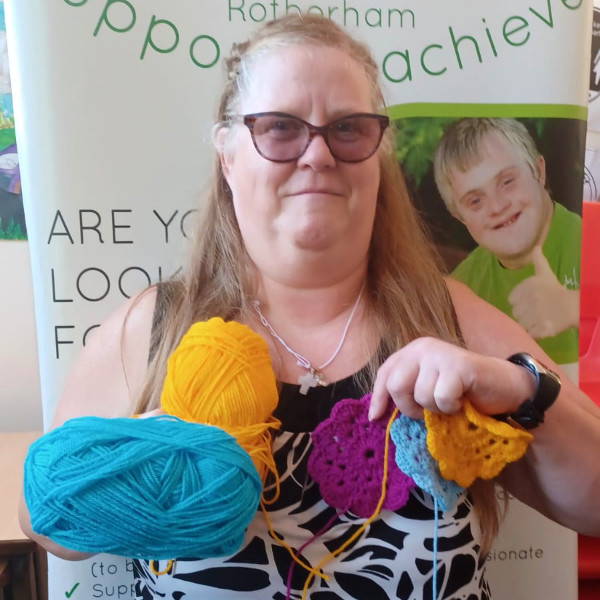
left=496, top=352, right=561, bottom=430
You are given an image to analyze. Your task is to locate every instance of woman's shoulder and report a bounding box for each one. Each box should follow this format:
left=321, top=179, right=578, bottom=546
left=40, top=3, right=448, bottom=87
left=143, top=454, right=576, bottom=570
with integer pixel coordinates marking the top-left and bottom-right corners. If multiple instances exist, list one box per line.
left=95, top=285, right=159, bottom=358
left=49, top=287, right=159, bottom=428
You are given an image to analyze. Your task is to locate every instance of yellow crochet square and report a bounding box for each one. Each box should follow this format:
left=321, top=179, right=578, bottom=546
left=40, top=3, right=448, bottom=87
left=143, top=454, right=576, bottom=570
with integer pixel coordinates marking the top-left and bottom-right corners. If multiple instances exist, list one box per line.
left=424, top=401, right=533, bottom=488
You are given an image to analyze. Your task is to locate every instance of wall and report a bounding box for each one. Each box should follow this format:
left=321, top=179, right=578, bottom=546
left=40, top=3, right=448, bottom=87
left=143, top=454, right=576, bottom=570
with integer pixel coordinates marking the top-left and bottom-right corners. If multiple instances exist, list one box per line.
left=0, top=239, right=42, bottom=431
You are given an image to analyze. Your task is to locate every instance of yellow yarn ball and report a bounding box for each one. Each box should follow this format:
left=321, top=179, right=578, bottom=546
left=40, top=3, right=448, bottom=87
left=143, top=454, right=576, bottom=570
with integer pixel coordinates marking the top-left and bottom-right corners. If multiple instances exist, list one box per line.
left=160, top=317, right=280, bottom=481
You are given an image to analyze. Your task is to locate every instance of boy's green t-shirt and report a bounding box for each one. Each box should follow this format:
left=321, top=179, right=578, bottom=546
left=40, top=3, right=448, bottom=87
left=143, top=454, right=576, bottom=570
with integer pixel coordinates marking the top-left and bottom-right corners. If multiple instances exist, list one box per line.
left=452, top=202, right=581, bottom=365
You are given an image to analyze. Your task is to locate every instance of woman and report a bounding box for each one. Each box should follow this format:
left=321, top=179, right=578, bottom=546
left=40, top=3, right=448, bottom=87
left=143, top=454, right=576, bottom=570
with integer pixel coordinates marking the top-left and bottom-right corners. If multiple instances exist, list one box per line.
left=21, top=14, right=600, bottom=600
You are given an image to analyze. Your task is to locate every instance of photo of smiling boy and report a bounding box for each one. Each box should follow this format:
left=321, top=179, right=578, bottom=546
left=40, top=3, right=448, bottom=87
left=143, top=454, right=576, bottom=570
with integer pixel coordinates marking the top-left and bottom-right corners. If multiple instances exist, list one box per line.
left=433, top=118, right=581, bottom=377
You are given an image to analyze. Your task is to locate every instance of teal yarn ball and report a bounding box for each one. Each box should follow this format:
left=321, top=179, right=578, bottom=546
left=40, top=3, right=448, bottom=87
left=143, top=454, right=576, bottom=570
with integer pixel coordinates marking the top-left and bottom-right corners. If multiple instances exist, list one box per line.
left=23, top=415, right=262, bottom=559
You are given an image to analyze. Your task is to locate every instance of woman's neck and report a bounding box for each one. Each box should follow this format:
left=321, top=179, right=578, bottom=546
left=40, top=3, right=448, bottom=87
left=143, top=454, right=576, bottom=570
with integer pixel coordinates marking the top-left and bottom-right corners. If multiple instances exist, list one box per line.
left=254, top=270, right=367, bottom=325
left=248, top=271, right=372, bottom=385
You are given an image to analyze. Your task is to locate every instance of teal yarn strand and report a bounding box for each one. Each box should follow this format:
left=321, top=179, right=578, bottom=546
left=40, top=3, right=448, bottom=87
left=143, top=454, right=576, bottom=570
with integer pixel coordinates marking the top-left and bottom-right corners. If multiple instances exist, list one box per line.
left=23, top=416, right=262, bottom=559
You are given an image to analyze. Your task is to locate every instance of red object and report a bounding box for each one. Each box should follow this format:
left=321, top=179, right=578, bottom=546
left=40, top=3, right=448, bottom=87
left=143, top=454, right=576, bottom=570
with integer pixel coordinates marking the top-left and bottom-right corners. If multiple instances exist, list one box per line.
left=579, top=579, right=600, bottom=600
left=579, top=535, right=600, bottom=580
left=579, top=534, right=600, bottom=600
left=578, top=202, right=600, bottom=599
left=579, top=201, right=600, bottom=406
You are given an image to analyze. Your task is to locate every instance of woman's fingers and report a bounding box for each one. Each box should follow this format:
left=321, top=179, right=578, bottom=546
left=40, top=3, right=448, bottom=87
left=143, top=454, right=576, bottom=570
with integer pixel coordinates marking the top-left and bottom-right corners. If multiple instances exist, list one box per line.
left=370, top=337, right=469, bottom=421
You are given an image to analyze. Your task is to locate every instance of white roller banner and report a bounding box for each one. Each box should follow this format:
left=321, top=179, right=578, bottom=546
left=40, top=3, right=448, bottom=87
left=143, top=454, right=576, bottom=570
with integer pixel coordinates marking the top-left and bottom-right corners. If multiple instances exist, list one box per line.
left=5, top=1, right=589, bottom=599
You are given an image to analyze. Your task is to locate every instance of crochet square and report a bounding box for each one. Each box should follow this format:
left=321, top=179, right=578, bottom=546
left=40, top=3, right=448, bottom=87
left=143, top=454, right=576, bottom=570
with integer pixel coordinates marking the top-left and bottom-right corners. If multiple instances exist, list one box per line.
left=308, top=395, right=415, bottom=518
left=425, top=400, right=533, bottom=488
left=390, top=415, right=464, bottom=512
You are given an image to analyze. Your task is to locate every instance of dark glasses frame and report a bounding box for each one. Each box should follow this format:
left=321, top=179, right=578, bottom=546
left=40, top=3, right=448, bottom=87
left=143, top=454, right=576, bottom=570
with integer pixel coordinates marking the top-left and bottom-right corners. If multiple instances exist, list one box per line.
left=229, top=111, right=390, bottom=163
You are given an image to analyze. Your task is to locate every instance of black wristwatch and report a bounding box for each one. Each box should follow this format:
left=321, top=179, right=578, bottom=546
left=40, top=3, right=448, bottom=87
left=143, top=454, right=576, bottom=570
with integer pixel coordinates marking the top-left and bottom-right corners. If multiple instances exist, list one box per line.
left=495, top=352, right=561, bottom=430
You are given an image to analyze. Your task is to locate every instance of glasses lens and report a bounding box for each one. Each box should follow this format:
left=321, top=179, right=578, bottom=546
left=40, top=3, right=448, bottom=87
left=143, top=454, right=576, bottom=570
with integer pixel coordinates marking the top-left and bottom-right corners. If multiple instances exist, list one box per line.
left=328, top=115, right=387, bottom=162
left=250, top=114, right=307, bottom=161
left=244, top=113, right=388, bottom=162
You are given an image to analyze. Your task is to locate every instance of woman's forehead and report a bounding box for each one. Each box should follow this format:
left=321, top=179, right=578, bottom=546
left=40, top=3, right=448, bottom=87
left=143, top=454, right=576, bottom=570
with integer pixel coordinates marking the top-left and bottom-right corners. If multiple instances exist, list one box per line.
left=238, top=45, right=374, bottom=112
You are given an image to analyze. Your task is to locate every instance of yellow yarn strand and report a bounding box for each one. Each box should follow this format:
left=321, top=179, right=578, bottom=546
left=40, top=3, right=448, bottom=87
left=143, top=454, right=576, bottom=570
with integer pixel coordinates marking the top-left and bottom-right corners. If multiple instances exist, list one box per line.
left=260, top=501, right=327, bottom=581
left=300, top=407, right=399, bottom=599
left=149, top=559, right=173, bottom=577
left=260, top=454, right=281, bottom=506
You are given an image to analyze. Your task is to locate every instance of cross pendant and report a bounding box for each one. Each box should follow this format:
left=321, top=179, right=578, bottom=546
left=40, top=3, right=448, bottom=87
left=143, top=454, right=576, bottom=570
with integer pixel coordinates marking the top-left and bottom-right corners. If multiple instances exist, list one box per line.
left=298, top=369, right=325, bottom=395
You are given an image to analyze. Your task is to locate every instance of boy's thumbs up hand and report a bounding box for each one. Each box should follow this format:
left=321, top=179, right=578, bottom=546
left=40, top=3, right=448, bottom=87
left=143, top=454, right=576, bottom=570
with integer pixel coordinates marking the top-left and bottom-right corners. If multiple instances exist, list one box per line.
left=508, top=246, right=579, bottom=339
left=530, top=244, right=555, bottom=277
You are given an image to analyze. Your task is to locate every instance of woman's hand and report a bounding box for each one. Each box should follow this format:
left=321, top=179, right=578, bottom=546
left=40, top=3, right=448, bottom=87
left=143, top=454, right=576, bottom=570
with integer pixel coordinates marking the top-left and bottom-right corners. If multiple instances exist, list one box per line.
left=369, top=337, right=535, bottom=421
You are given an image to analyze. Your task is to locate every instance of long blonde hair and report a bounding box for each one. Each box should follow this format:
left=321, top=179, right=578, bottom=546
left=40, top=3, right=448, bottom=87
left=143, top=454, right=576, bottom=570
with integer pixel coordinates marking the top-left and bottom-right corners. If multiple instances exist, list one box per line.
left=133, top=13, right=501, bottom=552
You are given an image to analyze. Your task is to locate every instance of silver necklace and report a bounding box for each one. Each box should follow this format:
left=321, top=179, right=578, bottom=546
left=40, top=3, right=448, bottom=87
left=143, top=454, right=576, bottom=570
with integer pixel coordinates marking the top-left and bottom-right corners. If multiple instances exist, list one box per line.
left=252, top=282, right=365, bottom=395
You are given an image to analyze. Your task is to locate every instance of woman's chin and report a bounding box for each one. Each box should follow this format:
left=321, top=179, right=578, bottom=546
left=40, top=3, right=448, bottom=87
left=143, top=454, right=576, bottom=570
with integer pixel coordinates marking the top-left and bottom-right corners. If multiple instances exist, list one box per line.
left=291, top=228, right=338, bottom=252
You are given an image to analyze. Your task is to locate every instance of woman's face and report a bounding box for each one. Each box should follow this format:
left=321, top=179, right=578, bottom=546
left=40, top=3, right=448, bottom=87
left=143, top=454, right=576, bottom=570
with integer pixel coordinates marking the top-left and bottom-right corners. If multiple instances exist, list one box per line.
left=219, top=44, right=381, bottom=286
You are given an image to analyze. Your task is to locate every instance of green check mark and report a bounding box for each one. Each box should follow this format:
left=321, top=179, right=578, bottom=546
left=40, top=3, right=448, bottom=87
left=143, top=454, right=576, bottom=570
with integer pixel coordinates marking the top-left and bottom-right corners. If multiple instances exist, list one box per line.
left=65, top=582, right=80, bottom=598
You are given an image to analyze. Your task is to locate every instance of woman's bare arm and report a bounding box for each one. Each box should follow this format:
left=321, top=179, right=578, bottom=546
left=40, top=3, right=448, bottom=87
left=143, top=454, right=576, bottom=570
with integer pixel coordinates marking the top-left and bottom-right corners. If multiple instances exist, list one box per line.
left=370, top=278, right=600, bottom=535
left=19, top=287, right=158, bottom=558
left=449, top=278, right=600, bottom=534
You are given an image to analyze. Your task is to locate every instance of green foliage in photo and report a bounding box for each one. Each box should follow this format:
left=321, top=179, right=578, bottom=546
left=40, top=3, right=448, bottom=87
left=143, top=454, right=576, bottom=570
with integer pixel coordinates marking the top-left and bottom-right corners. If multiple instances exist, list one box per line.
left=394, top=117, right=455, bottom=188
left=0, top=216, right=26, bottom=240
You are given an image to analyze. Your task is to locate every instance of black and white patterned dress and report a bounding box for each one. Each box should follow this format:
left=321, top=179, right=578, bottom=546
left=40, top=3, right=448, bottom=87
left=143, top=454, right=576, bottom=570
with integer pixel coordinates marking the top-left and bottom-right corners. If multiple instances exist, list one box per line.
left=133, top=374, right=491, bottom=600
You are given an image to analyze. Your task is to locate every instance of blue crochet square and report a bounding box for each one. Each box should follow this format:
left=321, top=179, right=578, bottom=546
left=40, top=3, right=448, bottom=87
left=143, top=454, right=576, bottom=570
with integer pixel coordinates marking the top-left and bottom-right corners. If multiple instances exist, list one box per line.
left=390, top=415, right=464, bottom=512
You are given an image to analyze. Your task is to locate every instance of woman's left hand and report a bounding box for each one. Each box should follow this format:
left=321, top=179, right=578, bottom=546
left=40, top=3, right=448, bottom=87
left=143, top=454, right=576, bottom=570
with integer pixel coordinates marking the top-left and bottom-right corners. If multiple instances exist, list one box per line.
left=368, top=337, right=535, bottom=421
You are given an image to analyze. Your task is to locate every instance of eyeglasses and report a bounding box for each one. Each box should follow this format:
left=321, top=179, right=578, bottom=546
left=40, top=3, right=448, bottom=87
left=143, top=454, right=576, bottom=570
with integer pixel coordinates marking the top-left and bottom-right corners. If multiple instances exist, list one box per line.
left=229, top=112, right=390, bottom=163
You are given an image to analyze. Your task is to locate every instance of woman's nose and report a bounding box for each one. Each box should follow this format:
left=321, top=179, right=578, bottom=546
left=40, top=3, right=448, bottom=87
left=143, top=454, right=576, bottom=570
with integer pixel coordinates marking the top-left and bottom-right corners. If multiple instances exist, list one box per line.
left=297, top=133, right=336, bottom=170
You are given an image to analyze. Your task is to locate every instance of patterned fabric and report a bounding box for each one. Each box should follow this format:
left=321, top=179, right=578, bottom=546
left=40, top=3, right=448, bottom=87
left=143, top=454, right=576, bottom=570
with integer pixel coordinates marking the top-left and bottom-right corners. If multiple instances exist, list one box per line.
left=133, top=375, right=491, bottom=599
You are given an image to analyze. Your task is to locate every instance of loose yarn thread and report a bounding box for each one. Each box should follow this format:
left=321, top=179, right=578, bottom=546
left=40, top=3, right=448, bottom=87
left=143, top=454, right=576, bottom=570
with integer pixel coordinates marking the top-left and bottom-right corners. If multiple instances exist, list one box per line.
left=432, top=496, right=439, bottom=598
left=295, top=404, right=400, bottom=600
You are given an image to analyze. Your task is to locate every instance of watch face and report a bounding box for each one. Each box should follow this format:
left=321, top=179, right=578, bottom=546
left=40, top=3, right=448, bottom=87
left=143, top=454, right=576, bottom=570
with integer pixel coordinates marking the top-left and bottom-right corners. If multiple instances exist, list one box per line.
left=534, top=357, right=560, bottom=385
left=530, top=356, right=550, bottom=377
left=505, top=353, right=561, bottom=428
left=514, top=353, right=559, bottom=383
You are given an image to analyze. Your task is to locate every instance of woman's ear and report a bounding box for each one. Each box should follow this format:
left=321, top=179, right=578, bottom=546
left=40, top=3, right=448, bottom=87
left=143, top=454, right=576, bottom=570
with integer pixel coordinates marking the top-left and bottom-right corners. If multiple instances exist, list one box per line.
left=213, top=124, right=234, bottom=180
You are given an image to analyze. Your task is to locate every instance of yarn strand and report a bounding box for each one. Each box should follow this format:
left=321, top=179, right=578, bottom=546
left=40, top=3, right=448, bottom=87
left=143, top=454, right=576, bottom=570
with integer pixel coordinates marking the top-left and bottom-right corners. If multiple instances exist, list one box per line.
left=433, top=496, right=439, bottom=600
left=286, top=512, right=340, bottom=600
left=300, top=407, right=399, bottom=598
left=260, top=502, right=326, bottom=580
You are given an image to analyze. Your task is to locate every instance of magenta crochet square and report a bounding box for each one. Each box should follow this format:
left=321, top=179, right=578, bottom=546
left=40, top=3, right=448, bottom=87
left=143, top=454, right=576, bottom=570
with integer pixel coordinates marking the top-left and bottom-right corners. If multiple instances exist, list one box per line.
left=308, top=394, right=415, bottom=518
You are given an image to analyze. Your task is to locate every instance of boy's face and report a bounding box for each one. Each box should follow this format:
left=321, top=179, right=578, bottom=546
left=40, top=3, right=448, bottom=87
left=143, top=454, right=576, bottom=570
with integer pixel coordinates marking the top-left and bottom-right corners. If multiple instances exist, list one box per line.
left=448, top=131, right=553, bottom=269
